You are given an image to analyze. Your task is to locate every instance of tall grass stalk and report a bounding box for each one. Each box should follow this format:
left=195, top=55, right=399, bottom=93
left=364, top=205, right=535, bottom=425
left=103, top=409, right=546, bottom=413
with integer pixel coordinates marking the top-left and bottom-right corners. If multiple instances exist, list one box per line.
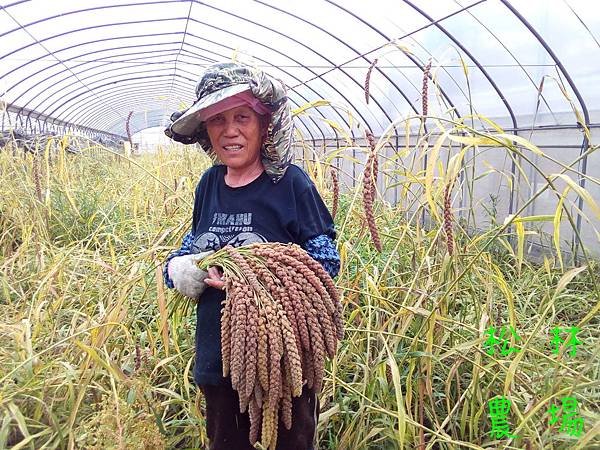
left=0, top=122, right=598, bottom=450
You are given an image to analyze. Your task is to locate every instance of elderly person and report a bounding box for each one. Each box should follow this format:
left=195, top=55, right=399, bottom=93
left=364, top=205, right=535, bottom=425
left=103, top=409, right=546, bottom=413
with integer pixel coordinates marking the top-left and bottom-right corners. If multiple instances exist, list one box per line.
left=163, top=62, right=340, bottom=450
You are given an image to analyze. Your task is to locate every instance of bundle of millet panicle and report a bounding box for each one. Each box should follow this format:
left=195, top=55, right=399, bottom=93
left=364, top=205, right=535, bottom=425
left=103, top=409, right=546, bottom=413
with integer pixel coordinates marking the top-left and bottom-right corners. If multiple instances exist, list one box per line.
left=199, top=242, right=343, bottom=450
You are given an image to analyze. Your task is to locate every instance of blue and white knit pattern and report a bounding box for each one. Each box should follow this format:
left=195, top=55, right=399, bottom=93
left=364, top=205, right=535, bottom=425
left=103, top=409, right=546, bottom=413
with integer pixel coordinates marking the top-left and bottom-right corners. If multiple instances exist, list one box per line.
left=163, top=232, right=340, bottom=287
left=300, top=234, right=340, bottom=278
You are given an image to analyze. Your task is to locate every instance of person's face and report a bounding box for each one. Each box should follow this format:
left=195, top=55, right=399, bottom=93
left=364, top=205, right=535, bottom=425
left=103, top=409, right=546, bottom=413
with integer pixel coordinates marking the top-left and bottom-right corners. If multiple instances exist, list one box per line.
left=205, top=105, right=266, bottom=172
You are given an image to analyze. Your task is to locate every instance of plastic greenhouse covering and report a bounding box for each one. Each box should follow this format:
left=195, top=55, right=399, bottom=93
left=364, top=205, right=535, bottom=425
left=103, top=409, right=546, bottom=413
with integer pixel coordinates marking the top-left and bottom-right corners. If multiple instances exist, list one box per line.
left=1, top=2, right=600, bottom=450
left=3, top=0, right=598, bottom=256
left=1, top=0, right=599, bottom=138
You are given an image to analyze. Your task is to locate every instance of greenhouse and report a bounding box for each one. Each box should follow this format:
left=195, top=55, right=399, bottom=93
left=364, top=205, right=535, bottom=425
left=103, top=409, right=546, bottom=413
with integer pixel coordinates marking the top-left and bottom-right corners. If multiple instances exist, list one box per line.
left=1, top=0, right=598, bottom=448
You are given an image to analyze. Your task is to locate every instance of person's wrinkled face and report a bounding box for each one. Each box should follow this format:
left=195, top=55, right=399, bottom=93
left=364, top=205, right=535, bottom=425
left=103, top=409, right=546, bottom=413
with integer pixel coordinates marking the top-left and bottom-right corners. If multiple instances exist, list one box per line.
left=205, top=105, right=266, bottom=172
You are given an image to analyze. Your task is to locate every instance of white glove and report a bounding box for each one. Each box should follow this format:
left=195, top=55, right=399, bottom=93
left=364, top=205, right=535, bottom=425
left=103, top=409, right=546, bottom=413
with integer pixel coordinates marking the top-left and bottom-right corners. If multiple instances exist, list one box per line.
left=168, top=251, right=214, bottom=299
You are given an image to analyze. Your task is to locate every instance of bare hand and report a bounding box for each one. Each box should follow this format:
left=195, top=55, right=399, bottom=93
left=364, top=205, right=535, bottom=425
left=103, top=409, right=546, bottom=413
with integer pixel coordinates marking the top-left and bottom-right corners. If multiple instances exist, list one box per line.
left=204, top=266, right=225, bottom=290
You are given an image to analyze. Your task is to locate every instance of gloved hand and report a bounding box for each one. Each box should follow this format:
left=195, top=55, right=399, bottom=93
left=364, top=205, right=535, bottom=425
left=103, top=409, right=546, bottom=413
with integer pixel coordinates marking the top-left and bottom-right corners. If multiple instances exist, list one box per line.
left=167, top=250, right=214, bottom=299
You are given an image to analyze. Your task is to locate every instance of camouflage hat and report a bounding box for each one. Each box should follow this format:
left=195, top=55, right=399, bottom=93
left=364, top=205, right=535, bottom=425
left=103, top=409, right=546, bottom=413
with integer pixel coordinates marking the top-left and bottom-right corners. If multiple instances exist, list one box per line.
left=165, top=62, right=294, bottom=184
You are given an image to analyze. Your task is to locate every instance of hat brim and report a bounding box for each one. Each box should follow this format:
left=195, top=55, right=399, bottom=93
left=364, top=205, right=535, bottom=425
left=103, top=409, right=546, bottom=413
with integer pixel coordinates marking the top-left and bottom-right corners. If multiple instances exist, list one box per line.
left=171, top=83, right=251, bottom=136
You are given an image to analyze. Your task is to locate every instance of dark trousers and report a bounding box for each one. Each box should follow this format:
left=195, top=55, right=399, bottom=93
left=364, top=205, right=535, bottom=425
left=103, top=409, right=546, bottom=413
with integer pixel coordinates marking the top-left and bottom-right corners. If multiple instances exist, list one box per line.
left=200, top=383, right=319, bottom=450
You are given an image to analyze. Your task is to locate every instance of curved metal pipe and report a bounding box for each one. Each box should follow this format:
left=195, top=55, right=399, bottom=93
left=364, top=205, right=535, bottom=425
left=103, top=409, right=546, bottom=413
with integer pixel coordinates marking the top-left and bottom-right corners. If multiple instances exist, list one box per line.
left=323, top=0, right=461, bottom=120
left=189, top=3, right=382, bottom=134
left=10, top=47, right=185, bottom=107
left=2, top=12, right=353, bottom=141
left=254, top=0, right=410, bottom=127
left=76, top=85, right=320, bottom=142
left=500, top=0, right=591, bottom=258
left=6, top=30, right=332, bottom=141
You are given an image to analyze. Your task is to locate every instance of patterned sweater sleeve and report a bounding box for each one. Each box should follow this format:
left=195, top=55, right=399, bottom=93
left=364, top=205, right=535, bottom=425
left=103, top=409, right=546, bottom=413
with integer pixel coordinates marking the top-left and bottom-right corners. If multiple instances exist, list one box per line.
left=163, top=231, right=195, bottom=288
left=301, top=234, right=340, bottom=278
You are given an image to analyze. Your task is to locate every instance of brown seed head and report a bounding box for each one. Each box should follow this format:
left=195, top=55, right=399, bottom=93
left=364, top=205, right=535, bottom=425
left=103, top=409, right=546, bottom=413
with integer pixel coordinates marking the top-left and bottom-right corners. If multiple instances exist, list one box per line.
left=364, top=58, right=378, bottom=104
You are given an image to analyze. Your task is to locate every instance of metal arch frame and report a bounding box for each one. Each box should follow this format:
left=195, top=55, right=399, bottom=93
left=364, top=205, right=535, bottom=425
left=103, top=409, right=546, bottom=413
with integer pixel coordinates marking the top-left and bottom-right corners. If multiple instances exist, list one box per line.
left=47, top=62, right=196, bottom=116
left=71, top=82, right=191, bottom=119
left=0, top=0, right=183, bottom=41
left=52, top=44, right=324, bottom=140
left=399, top=0, right=522, bottom=224
left=454, top=1, right=558, bottom=121
left=72, top=83, right=191, bottom=129
left=1, top=16, right=192, bottom=123
left=324, top=0, right=463, bottom=120
left=259, top=0, right=426, bottom=124
left=292, top=2, right=485, bottom=94
left=166, top=0, right=193, bottom=102
left=9, top=46, right=187, bottom=108
left=174, top=41, right=334, bottom=142
left=323, top=0, right=591, bottom=249
left=1, top=32, right=185, bottom=79
left=135, top=43, right=335, bottom=141
left=70, top=88, right=184, bottom=132
left=3, top=32, right=192, bottom=114
left=4, top=103, right=124, bottom=140
left=0, top=16, right=188, bottom=62
left=10, top=43, right=198, bottom=125
left=19, top=53, right=191, bottom=135
left=444, top=0, right=565, bottom=223
left=72, top=80, right=307, bottom=135
left=2, top=26, right=331, bottom=144
left=1, top=5, right=355, bottom=143
left=32, top=66, right=188, bottom=133
left=500, top=0, right=591, bottom=258
left=45, top=47, right=318, bottom=143
left=315, top=0, right=518, bottom=230
left=48, top=73, right=183, bottom=124
left=401, top=0, right=518, bottom=130
left=1, top=1, right=29, bottom=11
left=187, top=3, right=387, bottom=136
left=0, top=1, right=593, bottom=147
left=22, top=57, right=194, bottom=121
left=19, top=55, right=180, bottom=128
left=323, top=1, right=467, bottom=224
left=2, top=2, right=403, bottom=141
left=180, top=30, right=358, bottom=142
left=0, top=41, right=188, bottom=101
left=253, top=0, right=411, bottom=130
left=83, top=82, right=323, bottom=142
left=498, top=1, right=591, bottom=130
left=324, top=0, right=469, bottom=222
left=0, top=0, right=190, bottom=124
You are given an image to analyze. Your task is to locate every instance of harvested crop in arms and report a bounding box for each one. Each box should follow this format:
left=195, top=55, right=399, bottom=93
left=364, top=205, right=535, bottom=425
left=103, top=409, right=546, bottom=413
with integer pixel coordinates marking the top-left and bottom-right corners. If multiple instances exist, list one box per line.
left=198, top=242, right=343, bottom=449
